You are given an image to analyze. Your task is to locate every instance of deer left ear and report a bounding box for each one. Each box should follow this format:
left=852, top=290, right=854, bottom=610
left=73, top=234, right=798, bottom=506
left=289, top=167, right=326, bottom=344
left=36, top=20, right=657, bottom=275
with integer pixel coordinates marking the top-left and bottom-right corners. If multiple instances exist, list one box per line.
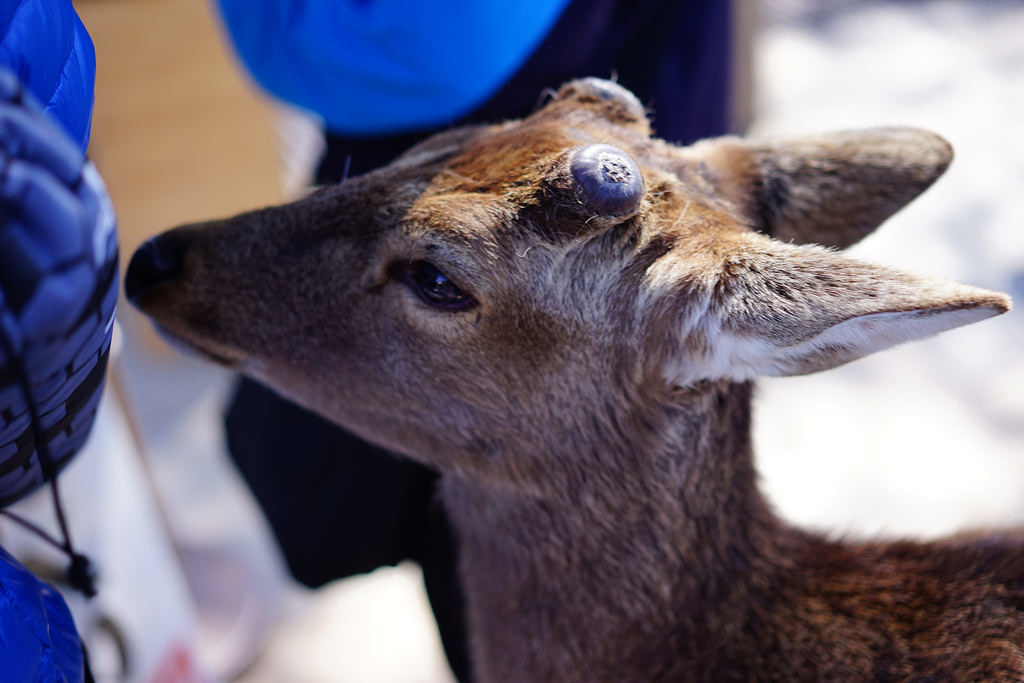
left=661, top=234, right=1010, bottom=385
left=690, top=127, right=953, bottom=249
left=544, top=78, right=651, bottom=136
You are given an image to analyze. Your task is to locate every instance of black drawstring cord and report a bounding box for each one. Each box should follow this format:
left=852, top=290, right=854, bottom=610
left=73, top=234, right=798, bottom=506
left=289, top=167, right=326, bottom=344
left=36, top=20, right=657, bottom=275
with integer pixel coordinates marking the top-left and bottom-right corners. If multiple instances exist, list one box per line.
left=49, top=474, right=98, bottom=598
left=0, top=501, right=96, bottom=597
left=0, top=320, right=98, bottom=597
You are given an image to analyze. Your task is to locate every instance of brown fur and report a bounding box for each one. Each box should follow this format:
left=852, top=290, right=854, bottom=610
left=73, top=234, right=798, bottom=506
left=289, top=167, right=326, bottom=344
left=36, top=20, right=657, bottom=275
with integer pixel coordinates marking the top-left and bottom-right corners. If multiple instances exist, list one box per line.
left=126, top=79, right=1017, bottom=681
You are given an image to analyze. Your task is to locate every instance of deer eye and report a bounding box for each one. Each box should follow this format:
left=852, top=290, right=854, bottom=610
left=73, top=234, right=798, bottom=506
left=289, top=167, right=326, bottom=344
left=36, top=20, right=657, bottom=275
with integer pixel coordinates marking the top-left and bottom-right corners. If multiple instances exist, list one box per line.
left=391, top=260, right=476, bottom=311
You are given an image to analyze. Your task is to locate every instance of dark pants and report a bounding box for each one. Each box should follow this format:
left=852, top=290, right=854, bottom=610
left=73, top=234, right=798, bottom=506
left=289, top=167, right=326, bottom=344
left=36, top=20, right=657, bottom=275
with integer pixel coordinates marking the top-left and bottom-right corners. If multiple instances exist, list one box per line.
left=225, top=2, right=736, bottom=680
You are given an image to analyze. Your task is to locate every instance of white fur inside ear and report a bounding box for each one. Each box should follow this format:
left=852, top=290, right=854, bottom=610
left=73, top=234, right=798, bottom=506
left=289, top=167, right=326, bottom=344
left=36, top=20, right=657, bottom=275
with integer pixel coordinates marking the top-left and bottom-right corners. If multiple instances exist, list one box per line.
left=714, top=305, right=1005, bottom=381
left=652, top=230, right=1010, bottom=388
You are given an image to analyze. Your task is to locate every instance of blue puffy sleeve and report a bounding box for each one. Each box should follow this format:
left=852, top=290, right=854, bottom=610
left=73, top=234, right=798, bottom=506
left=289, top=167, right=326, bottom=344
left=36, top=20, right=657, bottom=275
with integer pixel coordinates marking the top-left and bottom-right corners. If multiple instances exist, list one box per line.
left=0, top=547, right=83, bottom=682
left=0, top=3, right=107, bottom=679
left=0, top=0, right=96, bottom=152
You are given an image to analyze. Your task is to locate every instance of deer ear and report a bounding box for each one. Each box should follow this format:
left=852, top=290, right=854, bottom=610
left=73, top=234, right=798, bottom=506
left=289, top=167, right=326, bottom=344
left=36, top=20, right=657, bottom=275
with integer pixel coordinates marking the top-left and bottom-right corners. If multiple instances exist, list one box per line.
left=692, top=127, right=953, bottom=249
left=544, top=78, right=651, bottom=135
left=662, top=234, right=1010, bottom=385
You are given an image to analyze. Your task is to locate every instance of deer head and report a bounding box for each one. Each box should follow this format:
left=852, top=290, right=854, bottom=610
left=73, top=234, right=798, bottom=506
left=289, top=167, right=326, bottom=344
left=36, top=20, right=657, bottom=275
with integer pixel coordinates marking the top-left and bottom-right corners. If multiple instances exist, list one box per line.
left=125, top=78, right=1009, bottom=491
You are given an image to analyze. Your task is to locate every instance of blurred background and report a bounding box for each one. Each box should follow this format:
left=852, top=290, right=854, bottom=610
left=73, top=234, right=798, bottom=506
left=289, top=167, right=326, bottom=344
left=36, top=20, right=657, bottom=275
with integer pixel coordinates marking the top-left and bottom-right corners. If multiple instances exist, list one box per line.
left=1, top=0, right=1021, bottom=681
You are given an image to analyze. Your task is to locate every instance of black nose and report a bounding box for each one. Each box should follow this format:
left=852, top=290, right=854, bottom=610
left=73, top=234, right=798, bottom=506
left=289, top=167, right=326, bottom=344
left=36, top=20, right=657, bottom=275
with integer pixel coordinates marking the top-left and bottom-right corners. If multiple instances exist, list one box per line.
left=124, top=231, right=189, bottom=302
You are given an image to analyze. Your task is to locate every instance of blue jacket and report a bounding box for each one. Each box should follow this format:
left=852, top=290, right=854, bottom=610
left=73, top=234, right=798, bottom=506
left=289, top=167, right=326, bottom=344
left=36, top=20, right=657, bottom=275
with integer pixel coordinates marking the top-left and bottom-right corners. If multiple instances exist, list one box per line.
left=0, top=1, right=97, bottom=680
left=0, top=0, right=95, bottom=150
left=215, top=0, right=733, bottom=147
left=0, top=548, right=83, bottom=682
left=216, top=0, right=571, bottom=135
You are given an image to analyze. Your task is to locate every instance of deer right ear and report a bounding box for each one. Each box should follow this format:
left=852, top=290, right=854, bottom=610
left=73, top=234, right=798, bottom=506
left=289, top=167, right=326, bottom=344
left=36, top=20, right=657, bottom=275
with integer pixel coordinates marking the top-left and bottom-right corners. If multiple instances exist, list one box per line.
left=651, top=233, right=1010, bottom=387
left=692, top=127, right=953, bottom=249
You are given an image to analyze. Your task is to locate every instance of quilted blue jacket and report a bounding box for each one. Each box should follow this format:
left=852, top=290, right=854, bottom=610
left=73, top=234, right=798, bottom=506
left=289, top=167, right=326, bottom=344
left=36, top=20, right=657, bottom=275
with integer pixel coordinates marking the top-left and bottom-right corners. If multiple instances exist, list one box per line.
left=0, top=547, right=83, bottom=681
left=0, top=0, right=95, bottom=150
left=0, top=1, right=97, bottom=680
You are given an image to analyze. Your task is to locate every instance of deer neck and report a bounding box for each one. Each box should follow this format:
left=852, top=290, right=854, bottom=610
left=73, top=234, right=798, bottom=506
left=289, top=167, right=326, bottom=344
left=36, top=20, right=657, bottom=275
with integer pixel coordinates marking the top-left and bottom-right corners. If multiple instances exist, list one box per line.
left=441, top=380, right=783, bottom=682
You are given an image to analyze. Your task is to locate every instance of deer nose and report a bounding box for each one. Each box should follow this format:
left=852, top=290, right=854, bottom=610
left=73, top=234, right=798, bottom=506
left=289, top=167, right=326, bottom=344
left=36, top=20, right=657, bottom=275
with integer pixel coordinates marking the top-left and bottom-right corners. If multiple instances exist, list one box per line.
left=124, top=231, right=189, bottom=302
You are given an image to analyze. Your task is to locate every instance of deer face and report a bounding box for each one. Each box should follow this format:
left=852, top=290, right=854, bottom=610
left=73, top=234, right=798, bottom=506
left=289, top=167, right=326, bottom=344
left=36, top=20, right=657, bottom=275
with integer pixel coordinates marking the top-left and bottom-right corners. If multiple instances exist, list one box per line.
left=126, top=79, right=1008, bottom=485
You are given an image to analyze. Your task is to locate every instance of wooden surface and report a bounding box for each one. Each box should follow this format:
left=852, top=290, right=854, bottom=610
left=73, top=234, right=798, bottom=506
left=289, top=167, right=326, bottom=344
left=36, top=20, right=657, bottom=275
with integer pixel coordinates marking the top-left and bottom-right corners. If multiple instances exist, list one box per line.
left=75, top=0, right=287, bottom=355
left=75, top=0, right=285, bottom=261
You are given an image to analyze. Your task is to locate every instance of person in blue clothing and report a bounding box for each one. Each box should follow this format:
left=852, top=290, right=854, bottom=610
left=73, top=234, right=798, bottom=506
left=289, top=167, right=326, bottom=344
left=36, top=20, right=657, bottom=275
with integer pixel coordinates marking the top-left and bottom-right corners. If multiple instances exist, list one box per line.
left=214, top=2, right=739, bottom=680
left=0, top=0, right=119, bottom=679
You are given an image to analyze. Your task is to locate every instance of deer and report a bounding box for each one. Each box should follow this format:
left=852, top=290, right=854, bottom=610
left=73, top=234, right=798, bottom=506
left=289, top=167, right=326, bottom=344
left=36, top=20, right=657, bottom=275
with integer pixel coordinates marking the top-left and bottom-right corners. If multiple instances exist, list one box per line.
left=124, top=78, right=1020, bottom=681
